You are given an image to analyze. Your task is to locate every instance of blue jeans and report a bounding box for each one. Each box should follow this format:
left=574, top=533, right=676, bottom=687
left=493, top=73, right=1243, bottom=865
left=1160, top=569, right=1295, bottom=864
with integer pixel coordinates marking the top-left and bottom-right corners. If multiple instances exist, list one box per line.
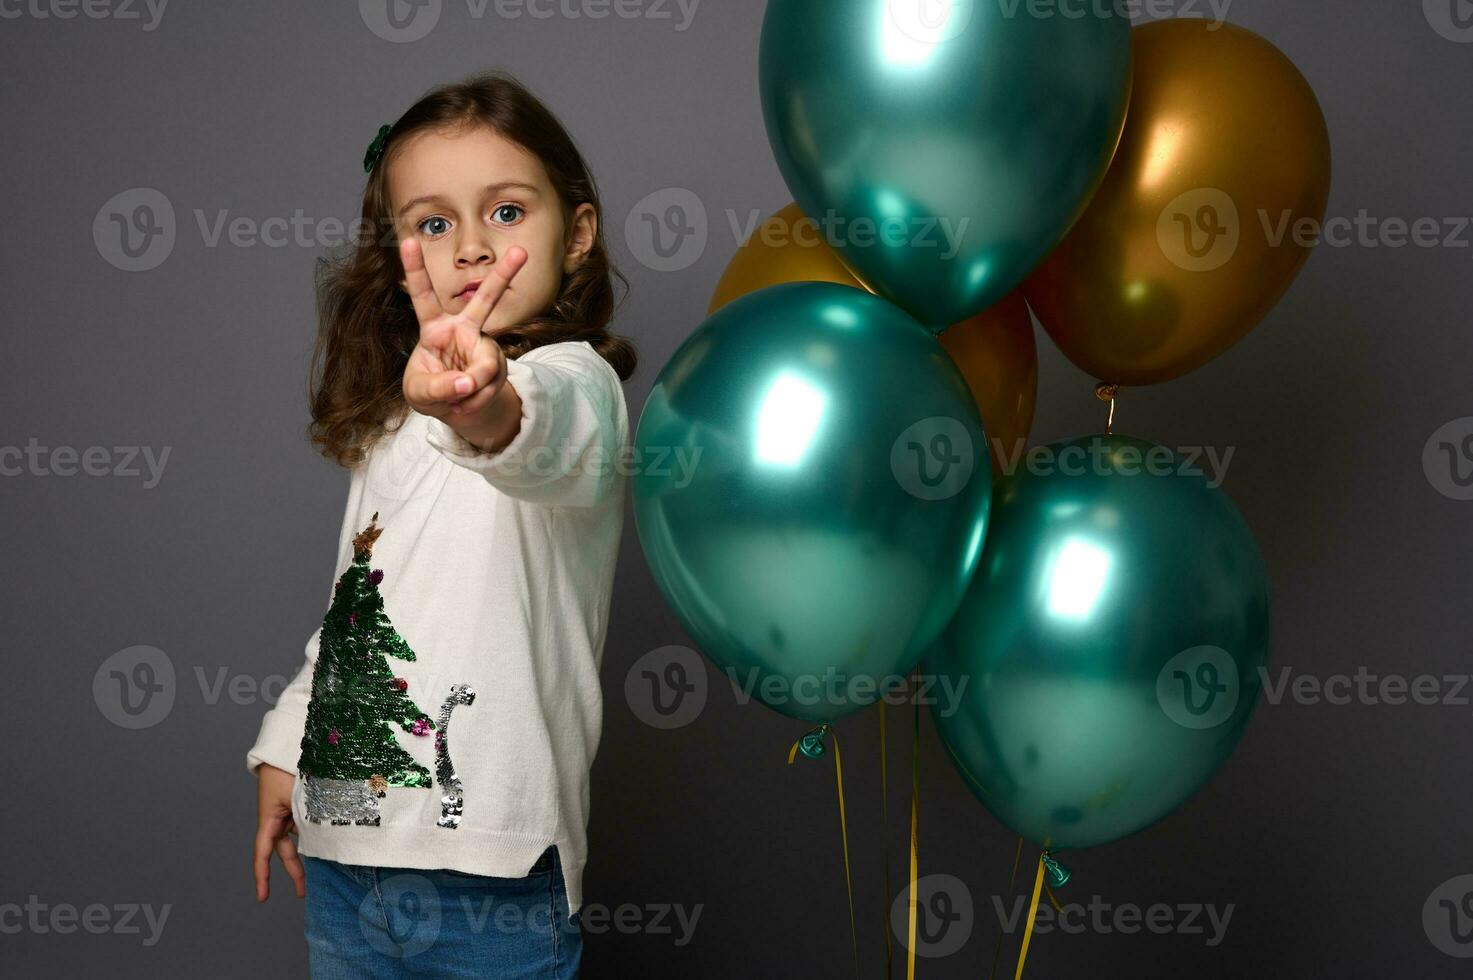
left=303, top=844, right=582, bottom=979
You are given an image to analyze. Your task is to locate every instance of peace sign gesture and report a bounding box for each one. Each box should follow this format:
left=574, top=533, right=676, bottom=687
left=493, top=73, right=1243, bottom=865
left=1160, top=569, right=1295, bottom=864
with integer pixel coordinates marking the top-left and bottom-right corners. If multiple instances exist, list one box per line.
left=400, top=236, right=528, bottom=421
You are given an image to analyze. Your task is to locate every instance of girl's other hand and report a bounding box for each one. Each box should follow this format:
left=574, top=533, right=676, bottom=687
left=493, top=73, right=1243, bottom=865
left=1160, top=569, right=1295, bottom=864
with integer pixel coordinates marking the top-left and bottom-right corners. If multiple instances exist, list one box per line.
left=400, top=238, right=527, bottom=420
left=253, top=764, right=306, bottom=902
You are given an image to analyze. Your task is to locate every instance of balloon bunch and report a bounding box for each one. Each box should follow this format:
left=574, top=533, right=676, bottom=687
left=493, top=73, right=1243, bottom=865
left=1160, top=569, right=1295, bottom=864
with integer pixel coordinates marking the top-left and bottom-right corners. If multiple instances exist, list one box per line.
left=631, top=1, right=1327, bottom=951
left=928, top=16, right=1326, bottom=855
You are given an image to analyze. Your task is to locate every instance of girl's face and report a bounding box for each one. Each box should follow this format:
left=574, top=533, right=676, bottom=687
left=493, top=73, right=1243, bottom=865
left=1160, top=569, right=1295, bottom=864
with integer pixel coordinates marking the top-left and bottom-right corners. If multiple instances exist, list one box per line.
left=388, top=123, right=595, bottom=335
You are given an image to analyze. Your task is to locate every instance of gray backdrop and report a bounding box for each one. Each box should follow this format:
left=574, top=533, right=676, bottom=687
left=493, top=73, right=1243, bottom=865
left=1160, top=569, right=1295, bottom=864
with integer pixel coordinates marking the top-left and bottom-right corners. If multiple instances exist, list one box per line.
left=3, top=0, right=1471, bottom=976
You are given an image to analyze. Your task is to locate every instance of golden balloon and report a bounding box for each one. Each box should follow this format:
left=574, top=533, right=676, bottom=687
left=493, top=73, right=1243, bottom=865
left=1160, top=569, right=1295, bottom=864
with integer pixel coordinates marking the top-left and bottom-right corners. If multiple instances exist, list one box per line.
left=710, top=203, right=1037, bottom=466
left=1023, top=19, right=1332, bottom=386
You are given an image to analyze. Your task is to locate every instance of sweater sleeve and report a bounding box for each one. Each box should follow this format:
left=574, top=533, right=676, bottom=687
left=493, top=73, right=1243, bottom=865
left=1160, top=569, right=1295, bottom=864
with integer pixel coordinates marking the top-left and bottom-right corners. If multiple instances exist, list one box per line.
left=422, top=341, right=625, bottom=508
left=244, top=627, right=319, bottom=776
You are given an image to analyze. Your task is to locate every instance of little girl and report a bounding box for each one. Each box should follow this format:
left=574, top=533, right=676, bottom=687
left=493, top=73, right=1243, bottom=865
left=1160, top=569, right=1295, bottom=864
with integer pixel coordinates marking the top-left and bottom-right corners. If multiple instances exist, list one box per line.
left=246, top=70, right=637, bottom=979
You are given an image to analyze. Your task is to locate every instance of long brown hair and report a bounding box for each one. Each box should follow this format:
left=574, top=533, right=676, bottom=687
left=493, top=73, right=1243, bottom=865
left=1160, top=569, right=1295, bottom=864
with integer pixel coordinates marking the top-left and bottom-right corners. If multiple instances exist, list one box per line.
left=308, top=70, right=638, bottom=468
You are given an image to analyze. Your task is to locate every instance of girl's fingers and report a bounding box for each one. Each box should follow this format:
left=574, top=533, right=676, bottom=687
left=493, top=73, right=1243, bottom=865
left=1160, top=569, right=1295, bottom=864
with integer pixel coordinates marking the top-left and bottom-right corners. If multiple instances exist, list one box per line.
left=409, top=368, right=478, bottom=407
left=253, top=827, right=276, bottom=902
left=400, top=238, right=445, bottom=330
left=461, top=246, right=528, bottom=329
left=458, top=339, right=504, bottom=394
left=448, top=338, right=505, bottom=415
left=448, top=373, right=502, bottom=417
left=275, top=835, right=307, bottom=898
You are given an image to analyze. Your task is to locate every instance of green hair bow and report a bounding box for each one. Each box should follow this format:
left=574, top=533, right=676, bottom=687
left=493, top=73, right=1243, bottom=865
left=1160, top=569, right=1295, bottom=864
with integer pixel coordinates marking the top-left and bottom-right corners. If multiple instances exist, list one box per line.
left=363, top=124, right=391, bottom=174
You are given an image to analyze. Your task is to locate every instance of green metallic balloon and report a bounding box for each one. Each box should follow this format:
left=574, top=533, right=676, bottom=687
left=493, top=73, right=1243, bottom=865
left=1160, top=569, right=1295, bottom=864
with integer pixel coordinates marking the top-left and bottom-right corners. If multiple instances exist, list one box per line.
left=925, top=435, right=1269, bottom=849
left=759, top=0, right=1132, bottom=331
left=633, top=282, right=992, bottom=722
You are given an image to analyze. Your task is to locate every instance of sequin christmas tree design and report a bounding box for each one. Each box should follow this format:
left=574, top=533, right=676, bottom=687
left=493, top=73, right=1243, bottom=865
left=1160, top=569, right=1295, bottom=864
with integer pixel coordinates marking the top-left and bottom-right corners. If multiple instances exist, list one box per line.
left=298, top=512, right=435, bottom=826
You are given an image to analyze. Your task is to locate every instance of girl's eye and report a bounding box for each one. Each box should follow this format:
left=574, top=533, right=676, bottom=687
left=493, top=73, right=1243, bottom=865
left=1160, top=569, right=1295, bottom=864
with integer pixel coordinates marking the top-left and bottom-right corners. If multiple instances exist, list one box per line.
left=418, top=216, right=451, bottom=237
left=491, top=204, right=524, bottom=225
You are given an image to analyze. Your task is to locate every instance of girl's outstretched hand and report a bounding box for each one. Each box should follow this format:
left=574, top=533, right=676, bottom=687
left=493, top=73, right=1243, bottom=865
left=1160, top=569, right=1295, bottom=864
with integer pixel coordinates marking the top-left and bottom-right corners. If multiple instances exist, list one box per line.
left=400, top=237, right=528, bottom=423
left=253, top=763, right=305, bottom=902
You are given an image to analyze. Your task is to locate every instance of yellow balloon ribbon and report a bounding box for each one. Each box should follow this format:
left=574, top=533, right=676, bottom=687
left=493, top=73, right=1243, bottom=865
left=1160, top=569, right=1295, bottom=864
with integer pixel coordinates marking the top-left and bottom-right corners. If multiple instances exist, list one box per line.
left=788, top=725, right=859, bottom=979
left=990, top=837, right=1026, bottom=980
left=1013, top=853, right=1048, bottom=980
left=879, top=700, right=894, bottom=979
left=906, top=693, right=920, bottom=980
left=880, top=688, right=922, bottom=980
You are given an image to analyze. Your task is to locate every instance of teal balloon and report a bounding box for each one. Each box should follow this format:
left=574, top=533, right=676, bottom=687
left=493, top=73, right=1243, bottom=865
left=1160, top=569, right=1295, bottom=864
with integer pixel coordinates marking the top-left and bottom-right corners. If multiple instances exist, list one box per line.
left=926, top=435, right=1269, bottom=849
left=759, top=0, right=1132, bottom=332
left=633, top=282, right=992, bottom=722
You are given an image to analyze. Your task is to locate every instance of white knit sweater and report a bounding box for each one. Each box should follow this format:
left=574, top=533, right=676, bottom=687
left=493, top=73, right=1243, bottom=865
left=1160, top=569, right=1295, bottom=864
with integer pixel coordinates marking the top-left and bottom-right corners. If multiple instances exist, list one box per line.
left=246, top=340, right=628, bottom=920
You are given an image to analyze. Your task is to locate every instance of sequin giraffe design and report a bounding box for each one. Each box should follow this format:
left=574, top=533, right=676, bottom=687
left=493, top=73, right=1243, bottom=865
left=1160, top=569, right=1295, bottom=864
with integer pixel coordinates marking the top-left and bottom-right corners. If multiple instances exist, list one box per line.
left=435, top=684, right=477, bottom=829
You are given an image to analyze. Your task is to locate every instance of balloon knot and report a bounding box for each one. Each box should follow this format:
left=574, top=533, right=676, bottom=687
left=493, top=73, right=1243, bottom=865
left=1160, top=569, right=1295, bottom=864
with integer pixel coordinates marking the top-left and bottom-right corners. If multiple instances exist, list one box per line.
left=797, top=723, right=831, bottom=759
left=1042, top=852, right=1071, bottom=889
left=1094, top=382, right=1120, bottom=402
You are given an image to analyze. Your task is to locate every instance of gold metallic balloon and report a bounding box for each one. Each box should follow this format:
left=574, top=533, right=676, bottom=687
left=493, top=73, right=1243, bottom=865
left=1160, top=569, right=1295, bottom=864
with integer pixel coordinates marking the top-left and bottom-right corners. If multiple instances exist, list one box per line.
left=1023, top=19, right=1332, bottom=386
left=708, top=203, right=878, bottom=314
left=937, top=293, right=1037, bottom=469
left=710, top=203, right=1037, bottom=465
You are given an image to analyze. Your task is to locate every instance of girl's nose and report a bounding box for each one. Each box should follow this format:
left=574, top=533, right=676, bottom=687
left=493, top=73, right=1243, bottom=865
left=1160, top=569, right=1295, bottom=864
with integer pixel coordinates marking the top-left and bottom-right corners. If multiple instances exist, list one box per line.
left=455, top=231, right=494, bottom=267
